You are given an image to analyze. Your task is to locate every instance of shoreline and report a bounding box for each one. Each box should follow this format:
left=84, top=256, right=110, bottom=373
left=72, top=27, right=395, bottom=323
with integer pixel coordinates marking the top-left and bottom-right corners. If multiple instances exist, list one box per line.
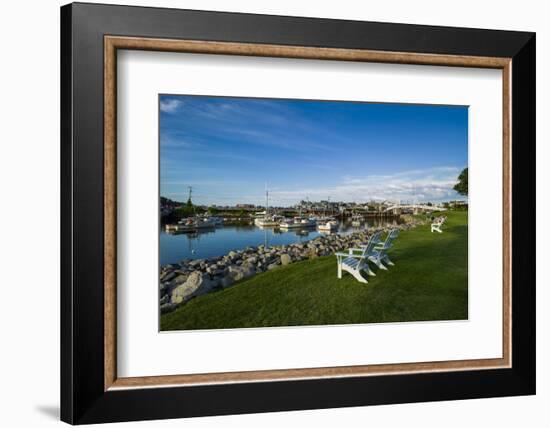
left=160, top=216, right=426, bottom=314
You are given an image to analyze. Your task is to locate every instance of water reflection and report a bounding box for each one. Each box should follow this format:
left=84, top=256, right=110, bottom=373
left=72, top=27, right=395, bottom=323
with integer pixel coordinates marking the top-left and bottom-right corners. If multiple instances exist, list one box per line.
left=160, top=217, right=403, bottom=265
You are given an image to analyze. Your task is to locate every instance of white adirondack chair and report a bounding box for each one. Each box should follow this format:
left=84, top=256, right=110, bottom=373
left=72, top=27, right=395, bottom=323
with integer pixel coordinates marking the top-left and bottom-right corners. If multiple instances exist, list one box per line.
left=365, top=229, right=399, bottom=269
left=431, top=216, right=447, bottom=233
left=335, top=231, right=382, bottom=283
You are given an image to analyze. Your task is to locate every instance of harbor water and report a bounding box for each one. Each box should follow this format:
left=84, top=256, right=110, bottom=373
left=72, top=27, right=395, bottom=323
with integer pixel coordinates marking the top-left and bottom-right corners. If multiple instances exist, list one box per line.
left=160, top=217, right=404, bottom=265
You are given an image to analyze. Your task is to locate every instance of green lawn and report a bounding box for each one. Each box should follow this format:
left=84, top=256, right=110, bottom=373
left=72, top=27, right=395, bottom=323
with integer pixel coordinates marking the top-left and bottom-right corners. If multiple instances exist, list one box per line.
left=161, top=211, right=468, bottom=331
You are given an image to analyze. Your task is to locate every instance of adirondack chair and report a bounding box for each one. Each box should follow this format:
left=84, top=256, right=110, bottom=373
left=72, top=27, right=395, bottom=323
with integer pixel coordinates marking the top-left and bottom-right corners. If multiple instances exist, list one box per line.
left=431, top=216, right=447, bottom=233
left=335, top=231, right=382, bottom=283
left=365, top=229, right=399, bottom=269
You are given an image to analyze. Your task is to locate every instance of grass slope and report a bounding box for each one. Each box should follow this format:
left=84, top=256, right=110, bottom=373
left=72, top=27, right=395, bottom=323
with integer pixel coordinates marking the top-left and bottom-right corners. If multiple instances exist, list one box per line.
left=161, top=211, right=468, bottom=331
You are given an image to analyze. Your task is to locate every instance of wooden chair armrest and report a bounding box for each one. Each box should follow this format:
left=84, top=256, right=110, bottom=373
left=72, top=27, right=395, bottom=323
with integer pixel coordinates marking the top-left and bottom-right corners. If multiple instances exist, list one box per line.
left=335, top=252, right=365, bottom=259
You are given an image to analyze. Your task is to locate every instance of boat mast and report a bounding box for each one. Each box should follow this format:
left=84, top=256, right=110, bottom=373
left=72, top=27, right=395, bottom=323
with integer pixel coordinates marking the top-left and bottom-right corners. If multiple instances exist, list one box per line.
left=265, top=182, right=269, bottom=218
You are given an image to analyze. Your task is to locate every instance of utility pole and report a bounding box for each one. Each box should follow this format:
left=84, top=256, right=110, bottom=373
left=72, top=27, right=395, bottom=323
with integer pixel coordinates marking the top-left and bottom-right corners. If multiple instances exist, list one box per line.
left=187, top=186, right=194, bottom=215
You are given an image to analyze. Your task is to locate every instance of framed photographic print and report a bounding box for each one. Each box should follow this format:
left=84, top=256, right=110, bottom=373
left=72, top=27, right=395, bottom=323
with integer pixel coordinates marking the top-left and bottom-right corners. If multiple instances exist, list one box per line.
left=61, top=2, right=536, bottom=424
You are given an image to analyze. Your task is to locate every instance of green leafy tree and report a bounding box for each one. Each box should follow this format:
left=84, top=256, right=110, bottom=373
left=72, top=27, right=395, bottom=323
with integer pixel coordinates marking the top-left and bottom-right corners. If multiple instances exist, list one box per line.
left=175, top=205, right=194, bottom=218
left=186, top=197, right=193, bottom=210
left=453, top=167, right=468, bottom=196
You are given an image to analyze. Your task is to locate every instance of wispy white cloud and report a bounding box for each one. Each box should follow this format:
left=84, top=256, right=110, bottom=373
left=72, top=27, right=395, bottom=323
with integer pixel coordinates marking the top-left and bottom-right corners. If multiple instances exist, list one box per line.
left=161, top=97, right=339, bottom=152
left=160, top=99, right=183, bottom=113
left=269, top=166, right=463, bottom=204
left=160, top=136, right=197, bottom=149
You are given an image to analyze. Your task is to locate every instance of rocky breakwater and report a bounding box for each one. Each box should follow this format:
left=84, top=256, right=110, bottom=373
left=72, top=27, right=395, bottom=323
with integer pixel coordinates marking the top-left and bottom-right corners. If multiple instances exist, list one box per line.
left=159, top=219, right=424, bottom=314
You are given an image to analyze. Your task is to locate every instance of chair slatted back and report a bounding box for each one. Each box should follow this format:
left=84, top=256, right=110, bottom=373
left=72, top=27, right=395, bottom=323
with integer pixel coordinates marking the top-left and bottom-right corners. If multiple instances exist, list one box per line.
left=379, top=229, right=399, bottom=250
left=384, top=229, right=399, bottom=250
left=352, top=231, right=379, bottom=270
left=362, top=231, right=382, bottom=256
left=349, top=231, right=383, bottom=269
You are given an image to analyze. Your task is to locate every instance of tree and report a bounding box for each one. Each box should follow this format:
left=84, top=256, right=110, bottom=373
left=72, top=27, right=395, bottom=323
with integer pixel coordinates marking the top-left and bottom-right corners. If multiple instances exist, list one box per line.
left=453, top=167, right=468, bottom=196
left=175, top=205, right=194, bottom=218
left=185, top=197, right=193, bottom=210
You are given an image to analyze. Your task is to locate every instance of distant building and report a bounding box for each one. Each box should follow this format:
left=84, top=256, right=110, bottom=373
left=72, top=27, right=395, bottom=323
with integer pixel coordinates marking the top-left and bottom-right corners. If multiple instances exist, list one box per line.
left=449, top=200, right=468, bottom=208
left=235, top=204, right=255, bottom=209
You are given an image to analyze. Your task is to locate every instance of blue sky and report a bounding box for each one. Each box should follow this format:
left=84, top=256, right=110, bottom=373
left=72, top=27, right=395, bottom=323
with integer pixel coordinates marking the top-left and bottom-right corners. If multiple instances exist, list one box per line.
left=160, top=95, right=468, bottom=206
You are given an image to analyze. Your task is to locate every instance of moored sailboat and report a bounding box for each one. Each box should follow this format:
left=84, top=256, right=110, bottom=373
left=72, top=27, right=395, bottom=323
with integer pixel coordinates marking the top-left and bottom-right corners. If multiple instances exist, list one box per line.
left=254, top=185, right=281, bottom=227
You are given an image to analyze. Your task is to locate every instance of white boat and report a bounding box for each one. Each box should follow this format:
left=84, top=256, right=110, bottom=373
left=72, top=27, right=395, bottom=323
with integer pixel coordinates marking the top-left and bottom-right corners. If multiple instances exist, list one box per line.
left=204, top=215, right=223, bottom=226
left=279, top=217, right=317, bottom=229
left=280, top=200, right=317, bottom=229
left=254, top=216, right=280, bottom=227
left=318, top=220, right=338, bottom=231
left=254, top=186, right=282, bottom=227
left=279, top=219, right=301, bottom=229
left=166, top=216, right=217, bottom=233
left=190, top=217, right=217, bottom=229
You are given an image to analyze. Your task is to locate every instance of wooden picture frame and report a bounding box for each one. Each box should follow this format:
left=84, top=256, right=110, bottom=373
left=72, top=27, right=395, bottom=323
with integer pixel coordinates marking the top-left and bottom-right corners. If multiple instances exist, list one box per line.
left=61, top=2, right=535, bottom=424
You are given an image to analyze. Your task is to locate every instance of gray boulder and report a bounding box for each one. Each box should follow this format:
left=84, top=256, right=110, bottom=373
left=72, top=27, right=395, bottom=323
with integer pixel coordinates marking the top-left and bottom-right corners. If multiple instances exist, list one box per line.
left=228, top=264, right=255, bottom=282
left=280, top=254, right=292, bottom=266
left=161, top=271, right=176, bottom=282
left=246, top=256, right=258, bottom=265
left=171, top=271, right=216, bottom=304
left=308, top=248, right=318, bottom=259
left=171, top=274, right=188, bottom=286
